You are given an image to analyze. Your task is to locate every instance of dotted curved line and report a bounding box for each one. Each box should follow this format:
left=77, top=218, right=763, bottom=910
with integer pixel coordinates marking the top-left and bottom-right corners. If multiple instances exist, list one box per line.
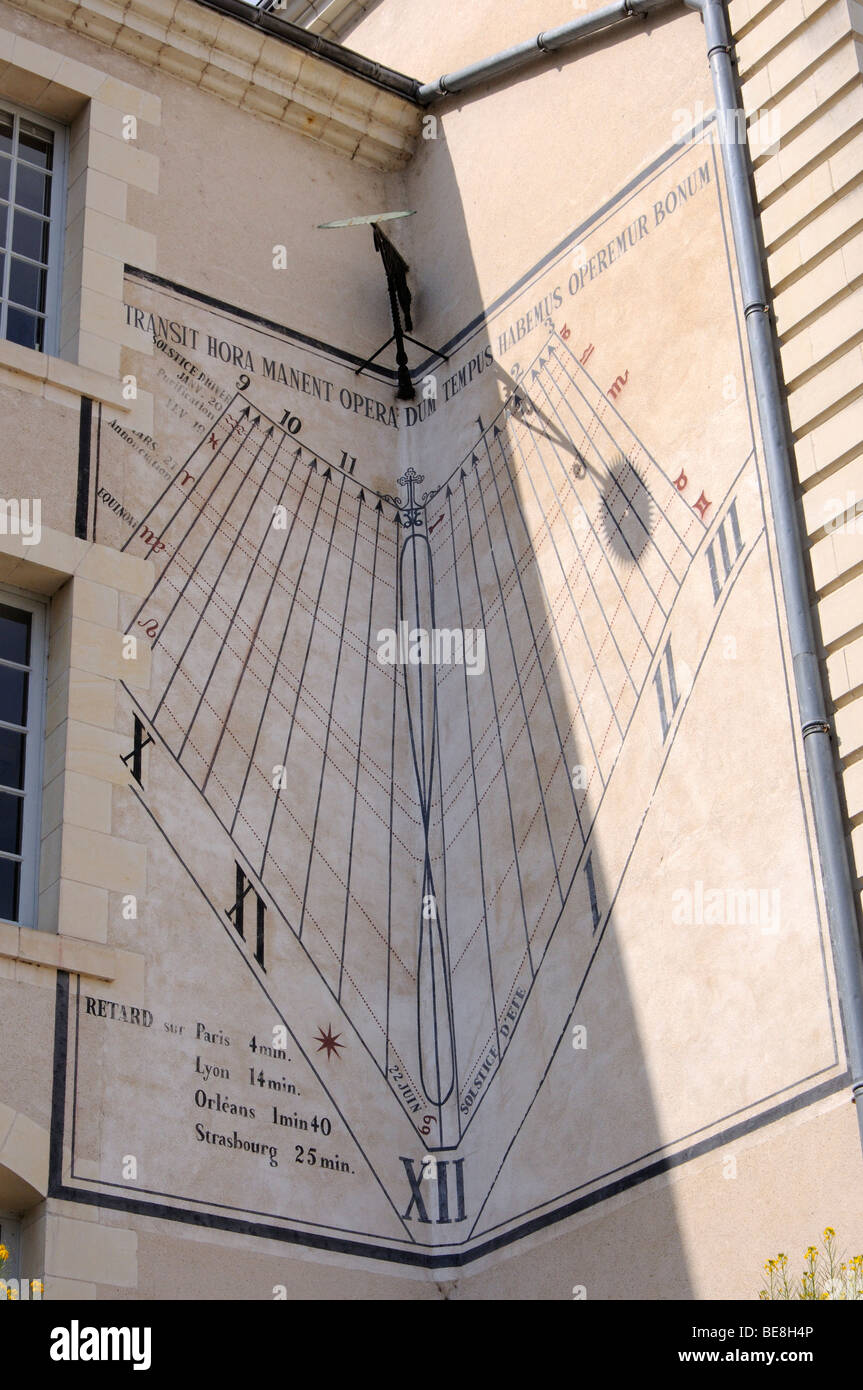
left=458, top=802, right=586, bottom=1092
left=157, top=693, right=426, bottom=1105
left=435, top=418, right=696, bottom=806
left=156, top=636, right=420, bottom=860
left=179, top=423, right=398, bottom=579
left=156, top=702, right=417, bottom=1028
left=437, top=538, right=630, bottom=815
left=453, top=542, right=698, bottom=1091
left=436, top=531, right=634, bottom=820
left=154, top=667, right=420, bottom=973
left=442, top=506, right=693, bottom=895
left=442, top=420, right=702, bottom=1092
left=141, top=546, right=419, bottom=818
left=146, top=458, right=397, bottom=667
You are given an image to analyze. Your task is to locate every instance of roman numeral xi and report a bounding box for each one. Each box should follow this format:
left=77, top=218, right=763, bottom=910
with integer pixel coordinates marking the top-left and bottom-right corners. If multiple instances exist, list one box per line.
left=226, top=863, right=266, bottom=970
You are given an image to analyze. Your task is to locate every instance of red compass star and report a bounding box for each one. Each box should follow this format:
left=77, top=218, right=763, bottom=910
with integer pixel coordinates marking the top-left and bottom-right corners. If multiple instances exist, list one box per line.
left=314, top=1024, right=345, bottom=1060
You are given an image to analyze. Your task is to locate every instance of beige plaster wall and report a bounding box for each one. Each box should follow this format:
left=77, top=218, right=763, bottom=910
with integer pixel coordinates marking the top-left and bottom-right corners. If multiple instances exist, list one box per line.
left=0, top=380, right=79, bottom=531
left=450, top=1094, right=862, bottom=1300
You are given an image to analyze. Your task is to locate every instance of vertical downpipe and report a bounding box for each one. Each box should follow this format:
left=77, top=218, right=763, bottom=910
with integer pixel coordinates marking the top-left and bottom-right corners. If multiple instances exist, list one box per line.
left=686, top=0, right=863, bottom=1153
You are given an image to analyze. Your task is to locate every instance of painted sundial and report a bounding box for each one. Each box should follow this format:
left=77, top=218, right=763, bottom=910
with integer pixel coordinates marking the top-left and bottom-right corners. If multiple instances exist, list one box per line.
left=51, top=124, right=844, bottom=1266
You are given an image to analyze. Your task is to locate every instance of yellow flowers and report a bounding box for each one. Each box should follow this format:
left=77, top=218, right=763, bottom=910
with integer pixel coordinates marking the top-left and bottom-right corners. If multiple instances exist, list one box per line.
left=0, top=1243, right=8, bottom=1263
left=759, top=1229, right=863, bottom=1300
left=0, top=1276, right=44, bottom=1298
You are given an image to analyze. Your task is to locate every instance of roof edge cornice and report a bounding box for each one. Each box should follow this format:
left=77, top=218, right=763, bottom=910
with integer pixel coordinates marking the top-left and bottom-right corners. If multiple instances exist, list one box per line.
left=4, top=0, right=422, bottom=168
left=196, top=0, right=420, bottom=101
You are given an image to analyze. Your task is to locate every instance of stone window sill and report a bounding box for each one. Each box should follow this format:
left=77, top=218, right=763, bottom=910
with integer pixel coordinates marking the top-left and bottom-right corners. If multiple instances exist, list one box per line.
left=0, top=919, right=133, bottom=981
left=0, top=337, right=128, bottom=411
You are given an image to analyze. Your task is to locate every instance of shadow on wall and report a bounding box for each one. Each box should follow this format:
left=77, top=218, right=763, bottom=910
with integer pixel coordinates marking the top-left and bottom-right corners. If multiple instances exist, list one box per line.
left=360, top=77, right=698, bottom=1295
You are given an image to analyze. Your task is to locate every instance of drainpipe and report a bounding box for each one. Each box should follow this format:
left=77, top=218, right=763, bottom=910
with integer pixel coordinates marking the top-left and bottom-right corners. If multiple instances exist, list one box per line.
left=416, top=0, right=675, bottom=104
left=684, top=0, right=863, bottom=1151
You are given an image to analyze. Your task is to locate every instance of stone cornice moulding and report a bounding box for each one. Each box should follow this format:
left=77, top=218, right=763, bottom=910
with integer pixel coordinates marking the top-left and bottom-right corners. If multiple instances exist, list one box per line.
left=0, top=918, right=141, bottom=982
left=6, top=0, right=421, bottom=168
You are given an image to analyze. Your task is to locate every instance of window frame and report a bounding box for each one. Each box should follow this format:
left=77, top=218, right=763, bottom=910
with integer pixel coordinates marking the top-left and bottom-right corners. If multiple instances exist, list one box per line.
left=0, top=97, right=68, bottom=359
left=0, top=1210, right=21, bottom=1281
left=0, top=584, right=47, bottom=930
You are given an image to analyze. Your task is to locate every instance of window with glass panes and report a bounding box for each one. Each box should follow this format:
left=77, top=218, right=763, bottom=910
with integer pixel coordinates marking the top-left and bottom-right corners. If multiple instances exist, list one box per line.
left=0, top=596, right=46, bottom=926
left=0, top=104, right=66, bottom=354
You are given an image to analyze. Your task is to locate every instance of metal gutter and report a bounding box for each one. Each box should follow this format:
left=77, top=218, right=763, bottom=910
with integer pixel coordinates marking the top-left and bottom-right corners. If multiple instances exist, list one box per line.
left=416, top=0, right=676, bottom=104
left=192, top=0, right=423, bottom=101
